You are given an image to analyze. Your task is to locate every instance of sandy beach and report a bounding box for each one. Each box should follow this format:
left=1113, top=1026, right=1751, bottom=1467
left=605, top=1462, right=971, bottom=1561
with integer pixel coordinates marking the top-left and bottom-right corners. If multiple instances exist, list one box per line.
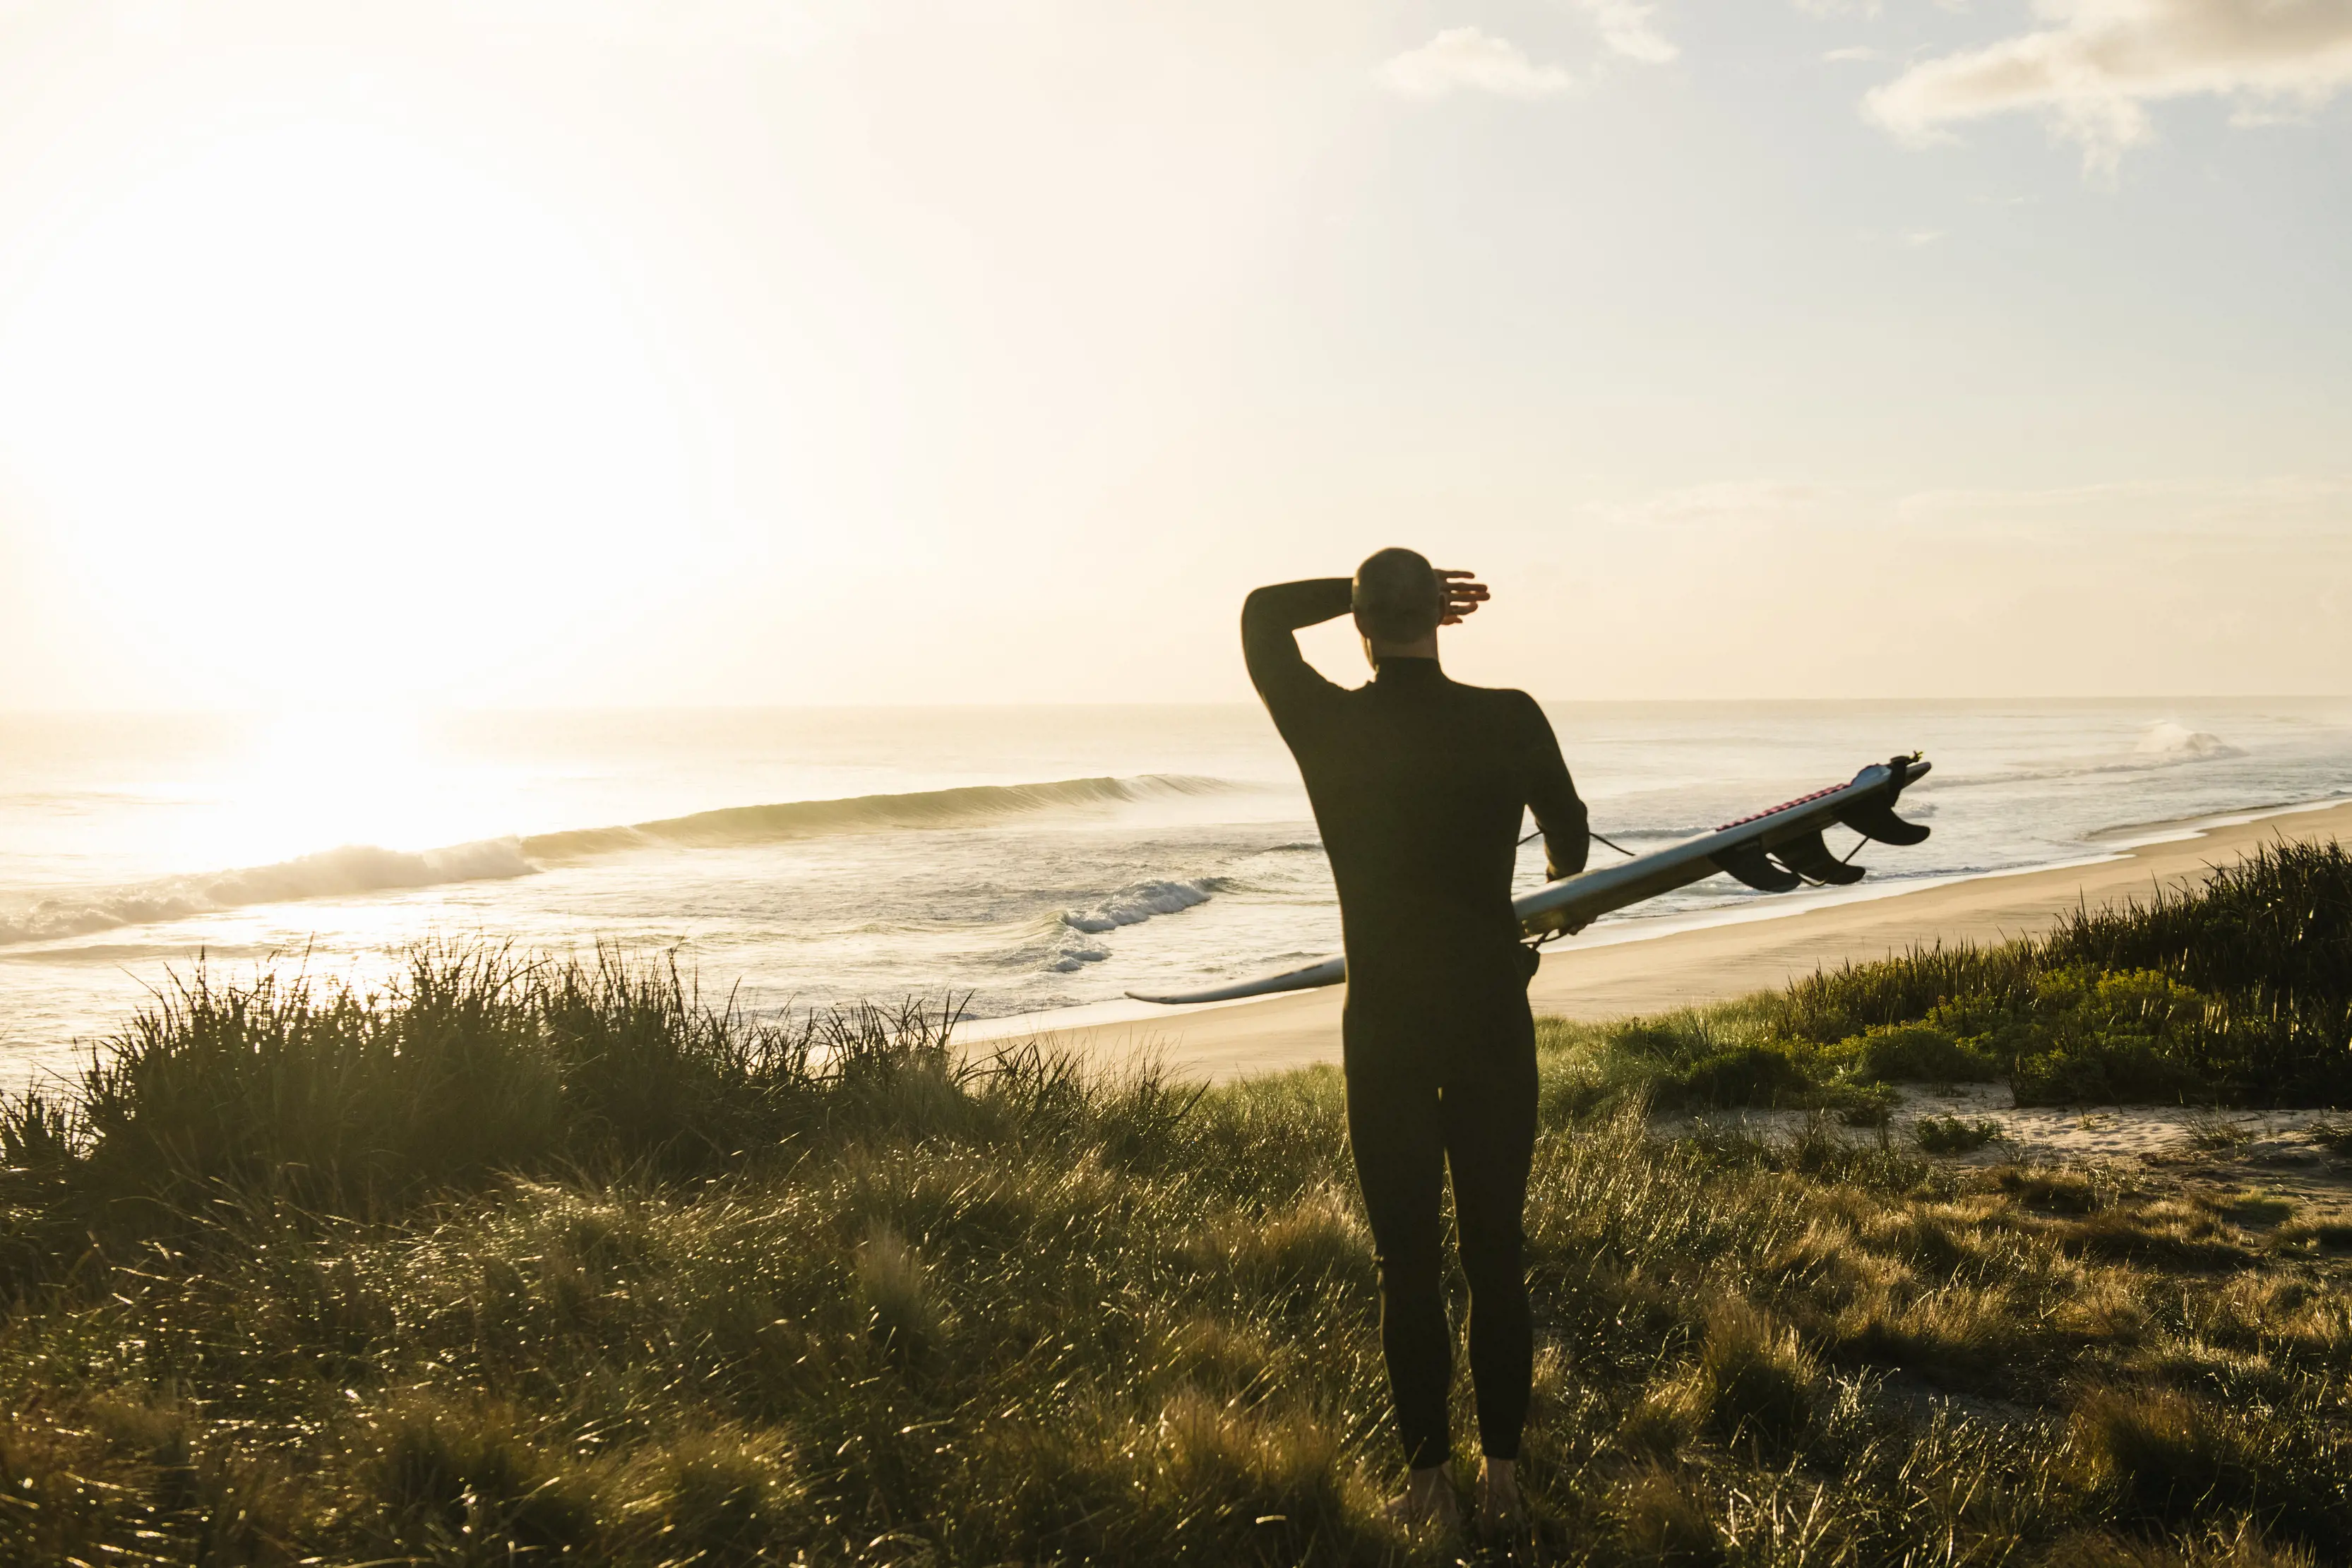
left=1029, top=800, right=2352, bottom=1083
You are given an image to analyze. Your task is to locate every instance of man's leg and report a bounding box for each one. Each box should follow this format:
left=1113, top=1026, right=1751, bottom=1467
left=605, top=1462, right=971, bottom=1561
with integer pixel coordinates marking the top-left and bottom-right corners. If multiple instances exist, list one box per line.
left=1344, top=1054, right=1452, bottom=1476
left=1441, top=1027, right=1539, bottom=1474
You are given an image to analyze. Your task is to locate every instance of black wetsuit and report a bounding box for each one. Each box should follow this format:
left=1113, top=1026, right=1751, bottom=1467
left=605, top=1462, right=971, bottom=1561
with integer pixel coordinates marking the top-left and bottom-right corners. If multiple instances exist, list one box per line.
left=1243, top=579, right=1588, bottom=1471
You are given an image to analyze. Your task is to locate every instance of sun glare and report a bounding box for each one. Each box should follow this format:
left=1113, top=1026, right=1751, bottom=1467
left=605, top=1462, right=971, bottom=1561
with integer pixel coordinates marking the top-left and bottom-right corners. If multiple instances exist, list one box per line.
left=0, top=112, right=700, bottom=707
left=198, top=707, right=447, bottom=867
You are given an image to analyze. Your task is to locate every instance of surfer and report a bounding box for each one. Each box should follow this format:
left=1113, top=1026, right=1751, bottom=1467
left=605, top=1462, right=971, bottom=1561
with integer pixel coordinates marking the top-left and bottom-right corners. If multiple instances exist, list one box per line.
left=1241, top=549, right=1587, bottom=1533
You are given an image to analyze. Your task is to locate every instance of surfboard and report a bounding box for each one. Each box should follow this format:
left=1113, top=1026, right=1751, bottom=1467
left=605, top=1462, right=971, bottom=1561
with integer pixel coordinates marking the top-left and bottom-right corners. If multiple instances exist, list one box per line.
left=1126, top=755, right=1932, bottom=1007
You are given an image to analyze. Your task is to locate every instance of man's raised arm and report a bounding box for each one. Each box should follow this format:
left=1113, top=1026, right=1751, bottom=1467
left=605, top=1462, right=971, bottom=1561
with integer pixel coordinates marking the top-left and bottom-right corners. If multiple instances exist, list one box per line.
left=1241, top=579, right=1353, bottom=731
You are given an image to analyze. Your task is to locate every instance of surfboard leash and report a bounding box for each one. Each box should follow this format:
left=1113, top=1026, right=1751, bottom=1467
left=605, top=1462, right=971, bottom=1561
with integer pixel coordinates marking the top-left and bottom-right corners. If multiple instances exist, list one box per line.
left=1520, top=824, right=1641, bottom=858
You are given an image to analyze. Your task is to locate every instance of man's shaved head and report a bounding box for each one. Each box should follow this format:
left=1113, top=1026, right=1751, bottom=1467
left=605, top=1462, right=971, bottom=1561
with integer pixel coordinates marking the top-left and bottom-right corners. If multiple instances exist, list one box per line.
left=1352, top=547, right=1441, bottom=645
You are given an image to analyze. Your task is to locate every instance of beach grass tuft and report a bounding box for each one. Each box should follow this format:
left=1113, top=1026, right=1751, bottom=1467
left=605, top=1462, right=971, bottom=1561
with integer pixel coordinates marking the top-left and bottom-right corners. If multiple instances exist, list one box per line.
left=1914, top=1113, right=2005, bottom=1154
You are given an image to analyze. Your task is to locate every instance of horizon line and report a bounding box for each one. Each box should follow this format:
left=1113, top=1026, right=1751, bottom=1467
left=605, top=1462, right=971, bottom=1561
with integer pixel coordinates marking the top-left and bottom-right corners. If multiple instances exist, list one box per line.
left=4, top=693, right=2350, bottom=719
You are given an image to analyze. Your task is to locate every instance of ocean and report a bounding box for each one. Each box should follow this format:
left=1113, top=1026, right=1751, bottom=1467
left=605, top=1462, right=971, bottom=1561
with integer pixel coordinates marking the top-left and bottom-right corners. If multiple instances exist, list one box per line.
left=4, top=699, right=2349, bottom=1085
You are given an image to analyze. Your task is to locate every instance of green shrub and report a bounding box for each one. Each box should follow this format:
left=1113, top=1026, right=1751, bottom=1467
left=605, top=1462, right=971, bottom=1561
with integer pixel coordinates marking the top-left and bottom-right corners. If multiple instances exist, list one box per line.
left=1659, top=1045, right=1815, bottom=1110
left=1873, top=969, right=2215, bottom=1106
left=1837, top=1084, right=1897, bottom=1127
left=2013, top=1042, right=2210, bottom=1107
left=1839, top=1022, right=1998, bottom=1084
left=1914, top=1115, right=2003, bottom=1154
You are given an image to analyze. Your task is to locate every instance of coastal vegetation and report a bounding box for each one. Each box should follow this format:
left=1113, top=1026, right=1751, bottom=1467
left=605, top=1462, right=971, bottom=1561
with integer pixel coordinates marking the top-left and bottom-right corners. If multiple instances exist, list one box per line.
left=1555, top=839, right=2352, bottom=1116
left=1, top=841, right=2349, bottom=1564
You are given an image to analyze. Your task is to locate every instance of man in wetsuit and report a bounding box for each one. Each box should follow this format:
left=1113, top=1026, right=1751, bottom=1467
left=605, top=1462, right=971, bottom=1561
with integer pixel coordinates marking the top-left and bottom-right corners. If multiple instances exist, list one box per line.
left=1241, top=549, right=1587, bottom=1532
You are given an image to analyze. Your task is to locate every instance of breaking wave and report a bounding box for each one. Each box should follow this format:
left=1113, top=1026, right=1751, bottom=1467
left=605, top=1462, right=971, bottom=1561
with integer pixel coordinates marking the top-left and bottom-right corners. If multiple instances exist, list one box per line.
left=0, top=840, right=535, bottom=947
left=520, top=774, right=1232, bottom=861
left=1061, top=878, right=1221, bottom=935
left=2136, top=722, right=2242, bottom=760
left=1041, top=876, right=1226, bottom=971
left=0, top=774, right=1238, bottom=948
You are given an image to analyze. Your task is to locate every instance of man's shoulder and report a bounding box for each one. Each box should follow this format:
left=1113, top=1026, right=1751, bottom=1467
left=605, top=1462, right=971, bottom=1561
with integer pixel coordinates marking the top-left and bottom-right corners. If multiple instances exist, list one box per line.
left=1444, top=681, right=1551, bottom=738
left=1441, top=678, right=1541, bottom=710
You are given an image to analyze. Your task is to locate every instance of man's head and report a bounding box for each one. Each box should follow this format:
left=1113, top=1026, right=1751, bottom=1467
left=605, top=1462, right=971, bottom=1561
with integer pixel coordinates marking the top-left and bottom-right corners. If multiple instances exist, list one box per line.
left=1352, top=547, right=1442, bottom=657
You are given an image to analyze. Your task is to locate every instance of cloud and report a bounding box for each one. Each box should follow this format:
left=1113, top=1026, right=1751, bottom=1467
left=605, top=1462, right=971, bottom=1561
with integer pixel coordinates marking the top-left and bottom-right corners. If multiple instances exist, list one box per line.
left=1824, top=44, right=1880, bottom=63
left=1570, top=0, right=1678, bottom=64
left=1378, top=28, right=1575, bottom=98
left=1864, top=0, right=2352, bottom=176
left=1377, top=6, right=1676, bottom=99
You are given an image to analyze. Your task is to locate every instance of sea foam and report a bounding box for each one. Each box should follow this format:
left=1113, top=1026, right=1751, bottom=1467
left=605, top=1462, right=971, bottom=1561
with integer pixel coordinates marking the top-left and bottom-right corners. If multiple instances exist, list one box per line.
left=2137, top=722, right=2242, bottom=760
left=1061, top=879, right=1219, bottom=935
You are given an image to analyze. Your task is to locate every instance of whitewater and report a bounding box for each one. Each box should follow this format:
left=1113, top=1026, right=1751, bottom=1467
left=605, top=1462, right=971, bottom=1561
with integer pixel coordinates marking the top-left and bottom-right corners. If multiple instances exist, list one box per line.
left=3, top=700, right=2348, bottom=1084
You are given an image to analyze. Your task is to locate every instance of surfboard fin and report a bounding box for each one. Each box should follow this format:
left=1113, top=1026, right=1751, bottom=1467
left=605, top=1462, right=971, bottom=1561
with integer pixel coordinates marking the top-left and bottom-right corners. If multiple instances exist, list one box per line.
left=1839, top=802, right=1928, bottom=846
left=1837, top=757, right=1930, bottom=846
left=1712, top=842, right=1803, bottom=892
left=1769, top=830, right=1866, bottom=885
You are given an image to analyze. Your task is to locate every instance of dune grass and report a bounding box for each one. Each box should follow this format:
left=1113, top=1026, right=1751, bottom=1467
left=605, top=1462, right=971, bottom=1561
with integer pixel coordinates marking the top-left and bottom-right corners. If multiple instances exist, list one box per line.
left=3, top=929, right=2351, bottom=1565
left=1539, top=839, right=2352, bottom=1115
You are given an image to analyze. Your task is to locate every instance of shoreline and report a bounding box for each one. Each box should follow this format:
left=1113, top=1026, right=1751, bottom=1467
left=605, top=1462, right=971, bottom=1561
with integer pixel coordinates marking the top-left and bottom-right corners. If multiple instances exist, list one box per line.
left=998, top=796, right=2352, bottom=1083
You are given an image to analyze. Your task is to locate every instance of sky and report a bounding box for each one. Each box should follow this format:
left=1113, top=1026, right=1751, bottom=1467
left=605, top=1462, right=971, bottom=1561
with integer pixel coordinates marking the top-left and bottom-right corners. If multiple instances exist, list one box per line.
left=0, top=0, right=2346, bottom=710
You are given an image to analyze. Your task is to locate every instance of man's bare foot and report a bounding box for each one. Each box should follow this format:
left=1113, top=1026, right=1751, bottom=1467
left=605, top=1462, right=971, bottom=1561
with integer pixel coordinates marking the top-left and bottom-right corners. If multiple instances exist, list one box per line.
left=1479, top=1457, right=1523, bottom=1532
left=1384, top=1463, right=1461, bottom=1532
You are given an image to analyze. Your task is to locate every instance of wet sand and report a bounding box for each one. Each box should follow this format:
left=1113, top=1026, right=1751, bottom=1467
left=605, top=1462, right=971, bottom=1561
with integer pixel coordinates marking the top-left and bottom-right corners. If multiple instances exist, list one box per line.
left=1024, top=801, right=2352, bottom=1083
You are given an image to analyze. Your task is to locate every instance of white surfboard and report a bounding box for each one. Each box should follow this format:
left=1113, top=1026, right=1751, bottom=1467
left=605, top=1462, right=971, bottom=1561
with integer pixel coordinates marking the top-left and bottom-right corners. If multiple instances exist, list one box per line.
left=1126, top=755, right=1932, bottom=1007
